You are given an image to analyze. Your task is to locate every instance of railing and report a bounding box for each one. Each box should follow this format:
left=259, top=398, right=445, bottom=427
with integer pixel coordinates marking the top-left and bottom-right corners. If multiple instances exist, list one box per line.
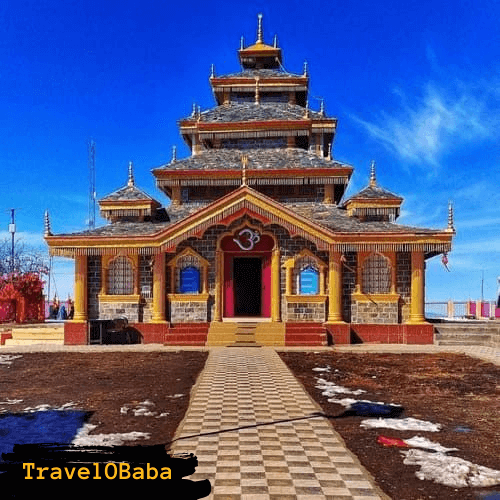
left=426, top=300, right=500, bottom=320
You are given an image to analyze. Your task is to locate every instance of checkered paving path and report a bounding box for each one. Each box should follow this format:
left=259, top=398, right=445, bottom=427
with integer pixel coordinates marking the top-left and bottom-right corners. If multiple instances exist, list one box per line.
left=170, top=347, right=387, bottom=500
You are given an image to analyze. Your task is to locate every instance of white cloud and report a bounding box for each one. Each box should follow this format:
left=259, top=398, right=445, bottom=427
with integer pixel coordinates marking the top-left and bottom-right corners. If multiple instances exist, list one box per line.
left=352, top=80, right=498, bottom=169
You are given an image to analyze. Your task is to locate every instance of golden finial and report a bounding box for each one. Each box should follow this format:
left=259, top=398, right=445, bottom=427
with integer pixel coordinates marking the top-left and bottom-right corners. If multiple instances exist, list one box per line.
left=369, top=160, right=377, bottom=187
left=257, top=13, right=263, bottom=43
left=241, top=155, right=248, bottom=185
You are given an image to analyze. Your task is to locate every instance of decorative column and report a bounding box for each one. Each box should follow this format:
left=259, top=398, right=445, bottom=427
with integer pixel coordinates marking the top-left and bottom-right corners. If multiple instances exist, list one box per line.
left=324, top=184, right=334, bottom=204
left=408, top=251, right=426, bottom=324
left=171, top=186, right=181, bottom=205
left=152, top=253, right=166, bottom=323
left=271, top=247, right=281, bottom=322
left=202, top=266, right=208, bottom=294
left=327, top=250, right=344, bottom=323
left=73, top=254, right=87, bottom=322
left=284, top=261, right=293, bottom=295
left=214, top=250, right=223, bottom=322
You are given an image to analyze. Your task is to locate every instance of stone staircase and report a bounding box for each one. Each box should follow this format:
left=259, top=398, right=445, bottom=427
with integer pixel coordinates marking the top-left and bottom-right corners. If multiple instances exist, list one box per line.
left=207, top=321, right=286, bottom=346
left=434, top=322, right=500, bottom=347
left=3, top=323, right=65, bottom=346
left=285, top=323, right=328, bottom=346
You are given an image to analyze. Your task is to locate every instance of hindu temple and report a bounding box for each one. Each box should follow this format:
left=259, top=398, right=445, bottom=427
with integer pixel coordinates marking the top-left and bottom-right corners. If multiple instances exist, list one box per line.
left=45, top=15, right=454, bottom=346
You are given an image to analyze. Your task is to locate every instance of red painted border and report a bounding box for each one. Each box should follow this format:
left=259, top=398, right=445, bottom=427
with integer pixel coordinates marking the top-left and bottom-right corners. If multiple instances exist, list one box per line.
left=64, top=322, right=87, bottom=345
left=350, top=323, right=434, bottom=345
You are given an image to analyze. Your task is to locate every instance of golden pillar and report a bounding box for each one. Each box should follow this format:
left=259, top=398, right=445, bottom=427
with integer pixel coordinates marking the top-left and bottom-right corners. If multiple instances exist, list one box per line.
left=73, top=254, right=87, bottom=322
left=319, top=267, right=326, bottom=295
left=214, top=250, right=223, bottom=322
left=202, top=266, right=208, bottom=294
left=324, top=184, right=334, bottom=204
left=171, top=186, right=181, bottom=206
left=271, top=247, right=281, bottom=321
left=152, top=253, right=167, bottom=323
left=285, top=263, right=293, bottom=295
left=327, top=251, right=344, bottom=323
left=408, top=251, right=426, bottom=324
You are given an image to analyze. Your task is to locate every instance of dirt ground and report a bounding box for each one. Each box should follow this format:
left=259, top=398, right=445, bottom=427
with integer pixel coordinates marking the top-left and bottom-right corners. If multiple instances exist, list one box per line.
left=0, top=352, right=208, bottom=447
left=279, top=351, right=500, bottom=500
left=2, top=350, right=500, bottom=500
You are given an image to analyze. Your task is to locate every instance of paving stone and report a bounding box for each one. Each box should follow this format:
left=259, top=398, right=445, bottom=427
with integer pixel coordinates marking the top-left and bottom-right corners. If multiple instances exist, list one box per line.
left=170, top=347, right=388, bottom=499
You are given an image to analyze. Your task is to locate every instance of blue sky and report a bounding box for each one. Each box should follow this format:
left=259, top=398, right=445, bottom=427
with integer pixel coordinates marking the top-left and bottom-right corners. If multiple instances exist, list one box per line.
left=1, top=0, right=499, bottom=303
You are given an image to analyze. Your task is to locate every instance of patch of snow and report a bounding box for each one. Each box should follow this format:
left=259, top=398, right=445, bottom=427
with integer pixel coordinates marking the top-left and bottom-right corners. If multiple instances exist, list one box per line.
left=0, top=355, right=22, bottom=366
left=168, top=394, right=185, bottom=399
left=327, top=397, right=395, bottom=408
left=22, top=402, right=78, bottom=413
left=315, top=378, right=366, bottom=398
left=0, top=398, right=23, bottom=405
left=360, top=417, right=442, bottom=432
left=312, top=366, right=330, bottom=372
left=72, top=424, right=150, bottom=447
left=402, top=449, right=500, bottom=488
left=405, top=436, right=458, bottom=453
left=120, top=400, right=168, bottom=417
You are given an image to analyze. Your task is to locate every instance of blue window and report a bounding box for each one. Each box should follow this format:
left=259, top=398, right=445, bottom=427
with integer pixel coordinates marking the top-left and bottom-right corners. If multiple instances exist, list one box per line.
left=179, top=266, right=200, bottom=293
left=299, top=266, right=319, bottom=295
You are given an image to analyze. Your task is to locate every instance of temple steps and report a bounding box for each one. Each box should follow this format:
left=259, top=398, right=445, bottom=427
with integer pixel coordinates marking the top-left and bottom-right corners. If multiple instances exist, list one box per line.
left=434, top=322, right=500, bottom=346
left=285, top=323, right=328, bottom=346
left=3, top=323, right=65, bottom=346
left=164, top=323, right=209, bottom=346
left=207, top=321, right=286, bottom=346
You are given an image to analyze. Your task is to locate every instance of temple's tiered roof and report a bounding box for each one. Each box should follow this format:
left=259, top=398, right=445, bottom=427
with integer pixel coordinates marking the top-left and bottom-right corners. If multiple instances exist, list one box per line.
left=153, top=148, right=349, bottom=172
left=183, top=103, right=328, bottom=123
left=45, top=15, right=453, bottom=259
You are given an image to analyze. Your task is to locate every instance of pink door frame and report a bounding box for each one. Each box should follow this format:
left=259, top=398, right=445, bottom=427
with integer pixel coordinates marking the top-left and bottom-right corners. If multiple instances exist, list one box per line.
left=221, top=233, right=274, bottom=318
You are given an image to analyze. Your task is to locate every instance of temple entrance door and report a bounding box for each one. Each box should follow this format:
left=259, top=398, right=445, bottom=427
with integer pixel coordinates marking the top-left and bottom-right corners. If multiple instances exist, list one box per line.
left=233, top=257, right=262, bottom=316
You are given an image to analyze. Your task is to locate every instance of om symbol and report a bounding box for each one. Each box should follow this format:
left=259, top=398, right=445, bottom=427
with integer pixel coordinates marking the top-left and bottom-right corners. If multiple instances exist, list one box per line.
left=233, top=229, right=260, bottom=251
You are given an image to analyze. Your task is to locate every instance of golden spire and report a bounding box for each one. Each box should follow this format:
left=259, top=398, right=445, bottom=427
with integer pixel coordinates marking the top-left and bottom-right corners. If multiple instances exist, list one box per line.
left=241, top=155, right=248, bottom=185
left=369, top=160, right=377, bottom=187
left=257, top=13, right=263, bottom=43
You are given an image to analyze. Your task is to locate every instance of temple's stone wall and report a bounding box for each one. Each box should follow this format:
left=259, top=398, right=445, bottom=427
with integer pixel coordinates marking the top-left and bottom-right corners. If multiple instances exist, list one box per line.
left=170, top=301, right=208, bottom=323
left=351, top=300, right=399, bottom=324
left=99, top=300, right=140, bottom=323
left=285, top=301, right=326, bottom=322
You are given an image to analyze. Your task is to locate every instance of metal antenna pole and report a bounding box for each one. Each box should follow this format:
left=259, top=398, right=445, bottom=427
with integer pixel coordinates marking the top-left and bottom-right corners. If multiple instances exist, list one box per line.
left=8, top=209, right=16, bottom=272
left=88, top=139, right=96, bottom=230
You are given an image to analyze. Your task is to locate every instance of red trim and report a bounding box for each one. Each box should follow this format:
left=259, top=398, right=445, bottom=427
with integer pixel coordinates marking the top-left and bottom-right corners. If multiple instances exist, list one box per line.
left=0, top=331, right=12, bottom=345
left=64, top=322, right=87, bottom=345
left=350, top=324, right=434, bottom=344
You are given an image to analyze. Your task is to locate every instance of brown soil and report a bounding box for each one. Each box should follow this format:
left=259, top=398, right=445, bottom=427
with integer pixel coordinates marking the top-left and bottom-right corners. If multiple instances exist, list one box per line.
left=0, top=352, right=208, bottom=447
left=279, top=351, right=500, bottom=500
